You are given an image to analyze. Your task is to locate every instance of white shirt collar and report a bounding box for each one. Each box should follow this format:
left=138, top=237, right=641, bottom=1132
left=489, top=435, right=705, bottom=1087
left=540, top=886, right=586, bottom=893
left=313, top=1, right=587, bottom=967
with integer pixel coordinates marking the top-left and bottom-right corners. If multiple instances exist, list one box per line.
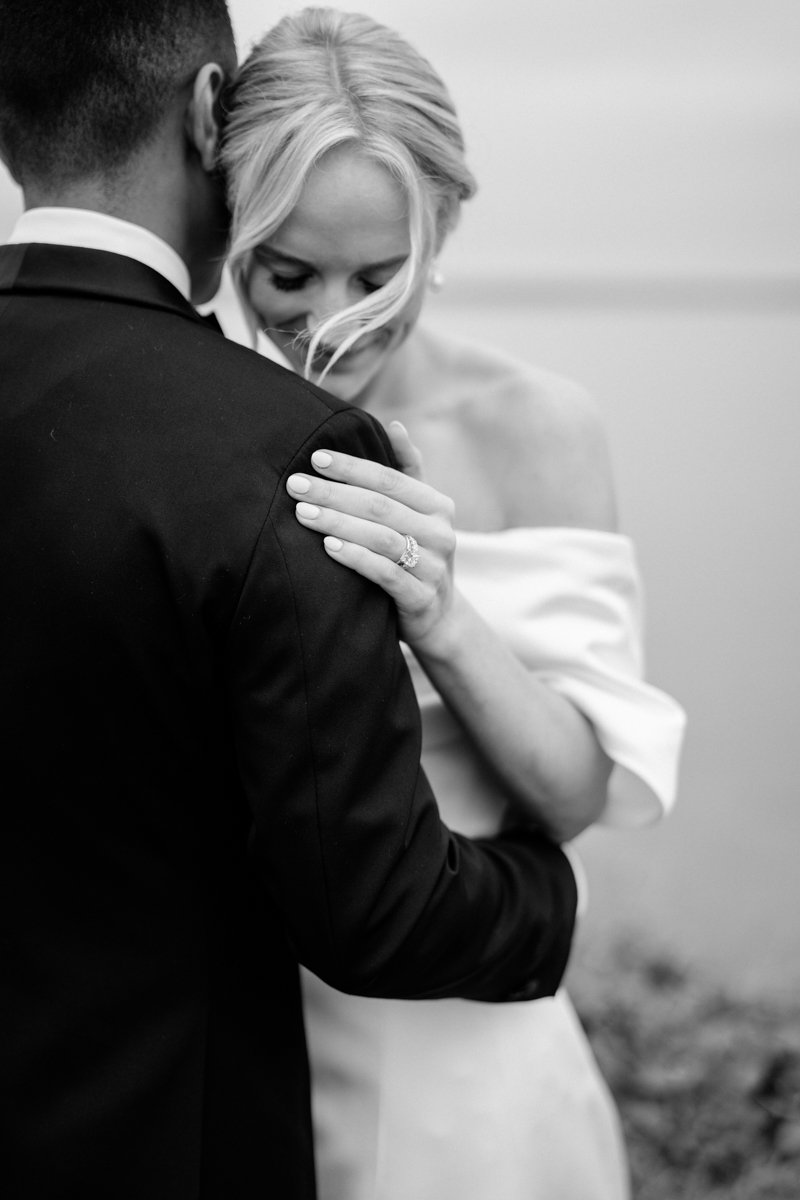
left=7, top=208, right=192, bottom=302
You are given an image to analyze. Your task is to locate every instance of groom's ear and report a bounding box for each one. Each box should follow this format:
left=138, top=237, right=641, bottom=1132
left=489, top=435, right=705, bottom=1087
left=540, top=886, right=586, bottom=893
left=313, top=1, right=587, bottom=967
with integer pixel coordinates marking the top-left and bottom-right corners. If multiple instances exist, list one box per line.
left=185, top=62, right=227, bottom=174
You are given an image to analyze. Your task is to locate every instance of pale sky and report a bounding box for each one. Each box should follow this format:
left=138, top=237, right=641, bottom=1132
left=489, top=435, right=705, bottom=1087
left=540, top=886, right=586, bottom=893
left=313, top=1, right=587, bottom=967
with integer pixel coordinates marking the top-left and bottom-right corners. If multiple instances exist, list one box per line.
left=229, top=0, right=800, bottom=74
left=2, top=0, right=798, bottom=273
left=227, top=0, right=800, bottom=276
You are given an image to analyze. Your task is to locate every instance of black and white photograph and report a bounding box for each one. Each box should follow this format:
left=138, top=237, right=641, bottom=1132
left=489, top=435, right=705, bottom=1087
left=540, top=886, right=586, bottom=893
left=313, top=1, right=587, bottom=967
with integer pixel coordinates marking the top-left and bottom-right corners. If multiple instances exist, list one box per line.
left=1, top=2, right=798, bottom=1197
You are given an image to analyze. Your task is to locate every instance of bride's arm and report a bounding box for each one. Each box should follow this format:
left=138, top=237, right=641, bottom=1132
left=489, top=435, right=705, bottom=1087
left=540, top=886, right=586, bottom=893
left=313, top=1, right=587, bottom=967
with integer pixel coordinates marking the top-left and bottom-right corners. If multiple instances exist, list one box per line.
left=285, top=412, right=615, bottom=844
left=405, top=586, right=612, bottom=842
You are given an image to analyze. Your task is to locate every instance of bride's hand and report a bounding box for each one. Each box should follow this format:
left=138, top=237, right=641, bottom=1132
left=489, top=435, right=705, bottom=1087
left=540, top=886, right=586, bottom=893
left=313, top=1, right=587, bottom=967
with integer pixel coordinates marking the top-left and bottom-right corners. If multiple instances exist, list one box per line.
left=285, top=423, right=459, bottom=650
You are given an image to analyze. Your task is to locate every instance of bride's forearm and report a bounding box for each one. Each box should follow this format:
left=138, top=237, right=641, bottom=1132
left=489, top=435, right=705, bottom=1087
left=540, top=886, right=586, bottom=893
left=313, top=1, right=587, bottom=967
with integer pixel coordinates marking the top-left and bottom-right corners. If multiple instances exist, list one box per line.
left=411, top=591, right=612, bottom=842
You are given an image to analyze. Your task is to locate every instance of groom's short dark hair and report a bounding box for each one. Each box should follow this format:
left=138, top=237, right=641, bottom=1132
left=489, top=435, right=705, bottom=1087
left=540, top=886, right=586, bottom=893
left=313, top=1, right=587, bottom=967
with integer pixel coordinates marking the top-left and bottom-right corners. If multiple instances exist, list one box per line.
left=0, top=0, right=235, bottom=186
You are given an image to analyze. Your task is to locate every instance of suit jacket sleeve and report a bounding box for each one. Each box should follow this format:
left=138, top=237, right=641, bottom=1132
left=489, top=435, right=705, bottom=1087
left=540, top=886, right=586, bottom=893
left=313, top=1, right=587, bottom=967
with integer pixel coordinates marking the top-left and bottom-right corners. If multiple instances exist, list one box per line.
left=224, top=404, right=577, bottom=1002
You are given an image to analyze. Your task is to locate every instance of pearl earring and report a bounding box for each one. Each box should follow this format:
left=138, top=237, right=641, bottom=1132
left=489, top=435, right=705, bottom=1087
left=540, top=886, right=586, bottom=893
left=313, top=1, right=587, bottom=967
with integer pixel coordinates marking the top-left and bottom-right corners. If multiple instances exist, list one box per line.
left=428, top=263, right=445, bottom=293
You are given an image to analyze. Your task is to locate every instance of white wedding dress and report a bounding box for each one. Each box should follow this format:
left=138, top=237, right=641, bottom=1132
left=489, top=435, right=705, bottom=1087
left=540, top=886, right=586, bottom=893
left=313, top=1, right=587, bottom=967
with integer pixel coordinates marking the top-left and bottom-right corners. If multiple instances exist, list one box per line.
left=206, top=271, right=687, bottom=1200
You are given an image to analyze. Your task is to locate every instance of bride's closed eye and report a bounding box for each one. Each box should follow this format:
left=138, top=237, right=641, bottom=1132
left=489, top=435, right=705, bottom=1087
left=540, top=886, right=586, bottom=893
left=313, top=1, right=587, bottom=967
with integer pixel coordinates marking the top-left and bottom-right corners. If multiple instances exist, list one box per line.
left=355, top=276, right=384, bottom=295
left=269, top=272, right=312, bottom=293
left=269, top=272, right=384, bottom=296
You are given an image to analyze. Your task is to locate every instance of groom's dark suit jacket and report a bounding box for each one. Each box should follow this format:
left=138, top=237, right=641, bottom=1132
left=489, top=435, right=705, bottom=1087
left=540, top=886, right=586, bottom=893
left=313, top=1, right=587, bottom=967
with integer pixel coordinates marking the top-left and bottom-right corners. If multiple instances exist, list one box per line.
left=0, top=243, right=577, bottom=1199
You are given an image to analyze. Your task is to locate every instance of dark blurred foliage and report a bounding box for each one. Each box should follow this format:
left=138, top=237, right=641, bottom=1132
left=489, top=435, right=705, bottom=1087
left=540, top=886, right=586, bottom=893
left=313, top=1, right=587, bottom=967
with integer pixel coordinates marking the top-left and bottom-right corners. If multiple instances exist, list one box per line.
left=569, top=940, right=800, bottom=1199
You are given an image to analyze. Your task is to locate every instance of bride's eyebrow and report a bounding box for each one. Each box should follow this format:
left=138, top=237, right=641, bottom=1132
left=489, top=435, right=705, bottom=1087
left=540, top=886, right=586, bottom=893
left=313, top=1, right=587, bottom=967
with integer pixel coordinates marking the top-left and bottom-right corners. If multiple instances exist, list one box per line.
left=254, top=245, right=311, bottom=269
left=359, top=255, right=408, bottom=273
left=255, top=245, right=408, bottom=273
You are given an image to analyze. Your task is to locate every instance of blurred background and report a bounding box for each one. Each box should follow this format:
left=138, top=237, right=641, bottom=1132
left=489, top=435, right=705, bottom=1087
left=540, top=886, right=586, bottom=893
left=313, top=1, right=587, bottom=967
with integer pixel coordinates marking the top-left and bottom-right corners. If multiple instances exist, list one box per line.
left=3, top=0, right=798, bottom=998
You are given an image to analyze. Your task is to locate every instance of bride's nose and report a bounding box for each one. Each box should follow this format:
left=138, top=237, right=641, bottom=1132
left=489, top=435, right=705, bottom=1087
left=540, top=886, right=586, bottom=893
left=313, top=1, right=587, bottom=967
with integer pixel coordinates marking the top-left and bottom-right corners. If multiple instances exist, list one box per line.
left=305, top=278, right=354, bottom=335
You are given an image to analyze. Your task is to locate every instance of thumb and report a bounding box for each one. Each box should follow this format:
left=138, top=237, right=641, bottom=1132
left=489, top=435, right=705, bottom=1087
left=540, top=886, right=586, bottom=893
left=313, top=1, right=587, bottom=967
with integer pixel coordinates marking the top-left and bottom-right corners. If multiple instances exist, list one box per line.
left=387, top=420, right=425, bottom=481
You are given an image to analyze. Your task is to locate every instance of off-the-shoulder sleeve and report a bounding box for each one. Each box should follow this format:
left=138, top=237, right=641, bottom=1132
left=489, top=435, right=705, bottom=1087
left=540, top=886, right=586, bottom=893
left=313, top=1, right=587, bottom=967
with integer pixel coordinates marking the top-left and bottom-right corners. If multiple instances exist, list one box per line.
left=454, top=527, right=687, bottom=828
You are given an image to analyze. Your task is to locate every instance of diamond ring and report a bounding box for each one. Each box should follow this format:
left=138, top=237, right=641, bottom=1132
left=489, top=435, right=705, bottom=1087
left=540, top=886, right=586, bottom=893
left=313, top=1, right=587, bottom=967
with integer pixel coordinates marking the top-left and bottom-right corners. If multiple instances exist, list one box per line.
left=396, top=534, right=420, bottom=571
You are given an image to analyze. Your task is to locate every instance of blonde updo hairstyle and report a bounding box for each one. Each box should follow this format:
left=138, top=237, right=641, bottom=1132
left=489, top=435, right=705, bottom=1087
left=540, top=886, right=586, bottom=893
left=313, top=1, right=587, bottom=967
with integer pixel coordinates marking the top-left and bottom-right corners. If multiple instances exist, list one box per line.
left=221, top=7, right=476, bottom=381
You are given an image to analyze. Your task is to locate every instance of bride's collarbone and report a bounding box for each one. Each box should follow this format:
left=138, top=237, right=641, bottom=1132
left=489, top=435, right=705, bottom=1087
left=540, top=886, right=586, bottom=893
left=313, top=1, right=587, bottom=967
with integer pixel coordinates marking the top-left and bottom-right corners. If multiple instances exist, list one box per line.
left=364, top=336, right=561, bottom=530
left=364, top=410, right=535, bottom=535
left=414, top=431, right=508, bottom=531
left=364, top=413, right=510, bottom=532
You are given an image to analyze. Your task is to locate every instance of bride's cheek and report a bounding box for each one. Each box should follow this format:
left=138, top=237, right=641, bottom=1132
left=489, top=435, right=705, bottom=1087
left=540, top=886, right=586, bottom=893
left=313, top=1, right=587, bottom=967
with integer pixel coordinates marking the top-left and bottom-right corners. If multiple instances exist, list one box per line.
left=243, top=268, right=267, bottom=313
left=246, top=271, right=290, bottom=326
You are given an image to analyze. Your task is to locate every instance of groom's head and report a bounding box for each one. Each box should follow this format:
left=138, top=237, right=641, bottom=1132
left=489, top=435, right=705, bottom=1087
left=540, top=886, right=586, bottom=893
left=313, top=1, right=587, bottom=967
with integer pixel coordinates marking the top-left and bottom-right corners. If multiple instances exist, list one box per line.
left=0, top=0, right=235, bottom=187
left=0, top=1, right=236, bottom=298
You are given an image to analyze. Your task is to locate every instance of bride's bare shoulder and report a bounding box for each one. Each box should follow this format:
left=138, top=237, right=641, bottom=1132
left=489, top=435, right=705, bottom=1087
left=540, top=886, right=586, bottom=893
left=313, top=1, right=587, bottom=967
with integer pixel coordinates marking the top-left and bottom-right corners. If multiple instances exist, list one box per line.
left=414, top=326, right=587, bottom=417
left=412, top=326, right=618, bottom=530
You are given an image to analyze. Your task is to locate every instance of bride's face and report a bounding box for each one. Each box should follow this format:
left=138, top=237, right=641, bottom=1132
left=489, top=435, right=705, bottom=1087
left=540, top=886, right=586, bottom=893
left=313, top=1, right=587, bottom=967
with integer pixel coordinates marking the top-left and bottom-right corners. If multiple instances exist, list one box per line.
left=245, top=144, right=426, bottom=403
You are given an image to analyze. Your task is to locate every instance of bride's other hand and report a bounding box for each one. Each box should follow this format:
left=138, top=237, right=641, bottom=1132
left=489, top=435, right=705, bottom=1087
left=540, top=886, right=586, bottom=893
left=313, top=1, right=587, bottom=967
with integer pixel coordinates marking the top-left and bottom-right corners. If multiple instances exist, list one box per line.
left=286, top=433, right=461, bottom=650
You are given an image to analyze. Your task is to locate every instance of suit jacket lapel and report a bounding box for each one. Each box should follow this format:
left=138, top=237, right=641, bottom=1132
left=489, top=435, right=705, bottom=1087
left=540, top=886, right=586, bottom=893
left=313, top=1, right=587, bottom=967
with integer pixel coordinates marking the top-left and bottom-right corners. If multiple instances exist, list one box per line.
left=0, top=242, right=26, bottom=289
left=0, top=242, right=216, bottom=332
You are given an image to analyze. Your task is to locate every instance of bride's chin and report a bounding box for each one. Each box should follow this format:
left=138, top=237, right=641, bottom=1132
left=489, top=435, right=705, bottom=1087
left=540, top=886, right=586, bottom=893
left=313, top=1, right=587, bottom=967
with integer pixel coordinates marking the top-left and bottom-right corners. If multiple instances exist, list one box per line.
left=315, top=351, right=388, bottom=398
left=320, top=365, right=377, bottom=403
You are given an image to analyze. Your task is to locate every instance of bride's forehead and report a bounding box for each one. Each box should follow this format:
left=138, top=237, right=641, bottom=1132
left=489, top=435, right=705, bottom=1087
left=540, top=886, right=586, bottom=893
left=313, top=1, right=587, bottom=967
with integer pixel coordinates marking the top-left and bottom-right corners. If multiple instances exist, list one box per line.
left=277, top=145, right=410, bottom=249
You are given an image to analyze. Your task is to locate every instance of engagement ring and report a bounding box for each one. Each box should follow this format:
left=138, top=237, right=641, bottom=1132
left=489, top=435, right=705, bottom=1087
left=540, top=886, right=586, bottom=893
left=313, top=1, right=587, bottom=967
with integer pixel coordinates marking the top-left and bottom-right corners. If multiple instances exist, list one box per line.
left=396, top=534, right=420, bottom=571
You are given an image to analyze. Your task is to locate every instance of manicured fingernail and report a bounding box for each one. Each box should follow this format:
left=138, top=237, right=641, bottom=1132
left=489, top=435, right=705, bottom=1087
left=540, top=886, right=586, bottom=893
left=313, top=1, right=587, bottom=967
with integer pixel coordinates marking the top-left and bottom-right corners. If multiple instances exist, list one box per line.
left=312, top=451, right=333, bottom=469
left=296, top=502, right=320, bottom=519
left=390, top=420, right=407, bottom=435
left=324, top=537, right=343, bottom=552
left=288, top=474, right=310, bottom=493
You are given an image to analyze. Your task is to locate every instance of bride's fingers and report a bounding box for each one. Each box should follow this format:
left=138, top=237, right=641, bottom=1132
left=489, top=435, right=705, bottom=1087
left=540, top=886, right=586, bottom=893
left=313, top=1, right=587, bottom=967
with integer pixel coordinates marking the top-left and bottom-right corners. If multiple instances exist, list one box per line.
left=295, top=501, right=432, bottom=569
left=287, top=475, right=455, bottom=559
left=322, top=536, right=425, bottom=598
left=289, top=475, right=416, bottom=537
left=387, top=420, right=425, bottom=481
left=306, top=448, right=451, bottom=520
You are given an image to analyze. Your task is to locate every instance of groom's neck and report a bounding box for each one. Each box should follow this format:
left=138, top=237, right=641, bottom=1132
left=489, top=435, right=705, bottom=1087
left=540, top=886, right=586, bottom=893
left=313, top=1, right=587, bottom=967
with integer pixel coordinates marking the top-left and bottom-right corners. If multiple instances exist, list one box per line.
left=24, top=165, right=178, bottom=247
left=22, top=114, right=227, bottom=304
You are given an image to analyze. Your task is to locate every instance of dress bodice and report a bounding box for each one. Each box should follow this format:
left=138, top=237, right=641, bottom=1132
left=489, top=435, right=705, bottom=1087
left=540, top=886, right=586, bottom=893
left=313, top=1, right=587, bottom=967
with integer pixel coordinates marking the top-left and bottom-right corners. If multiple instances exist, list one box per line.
left=404, top=525, right=685, bottom=837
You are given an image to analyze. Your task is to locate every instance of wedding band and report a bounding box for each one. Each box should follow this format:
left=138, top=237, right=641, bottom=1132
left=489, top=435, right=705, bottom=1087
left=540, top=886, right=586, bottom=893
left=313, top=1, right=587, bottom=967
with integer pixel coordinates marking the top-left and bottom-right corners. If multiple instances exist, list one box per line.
left=396, top=534, right=420, bottom=571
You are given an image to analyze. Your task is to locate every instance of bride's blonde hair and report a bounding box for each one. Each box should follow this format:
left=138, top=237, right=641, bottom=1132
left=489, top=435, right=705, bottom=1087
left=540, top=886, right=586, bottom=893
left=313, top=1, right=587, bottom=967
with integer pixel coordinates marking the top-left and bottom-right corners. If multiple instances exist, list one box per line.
left=221, top=7, right=476, bottom=382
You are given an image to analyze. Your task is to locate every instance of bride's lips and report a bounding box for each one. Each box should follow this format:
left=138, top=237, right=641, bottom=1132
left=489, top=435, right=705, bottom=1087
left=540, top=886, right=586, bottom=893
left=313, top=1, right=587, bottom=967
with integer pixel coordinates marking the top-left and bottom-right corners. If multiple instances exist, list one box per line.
left=320, top=344, right=383, bottom=371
